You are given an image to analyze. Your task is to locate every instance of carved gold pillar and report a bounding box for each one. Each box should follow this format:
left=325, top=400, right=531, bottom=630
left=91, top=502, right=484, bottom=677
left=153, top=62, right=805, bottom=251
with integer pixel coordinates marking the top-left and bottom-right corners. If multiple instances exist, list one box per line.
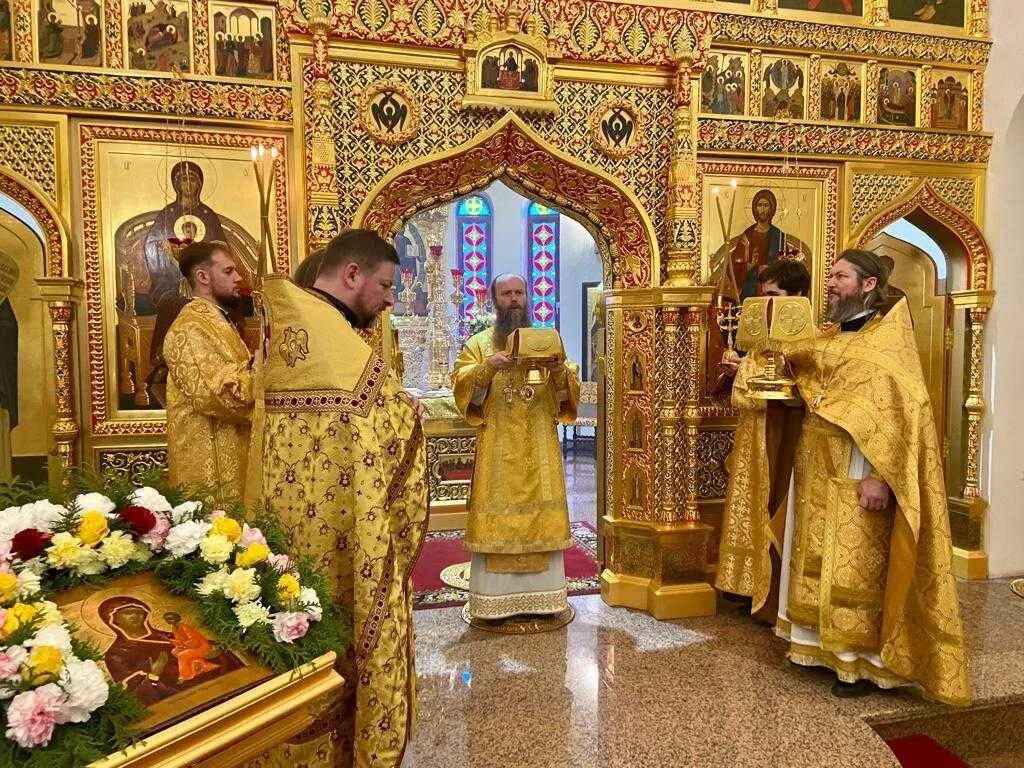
left=948, top=289, right=994, bottom=580
left=865, top=60, right=880, bottom=124
left=971, top=70, right=985, bottom=133
left=755, top=0, right=779, bottom=14
left=868, top=0, right=890, bottom=27
left=663, top=51, right=700, bottom=288
left=749, top=50, right=764, bottom=119
left=306, top=18, right=342, bottom=249
left=808, top=54, right=822, bottom=122
left=192, top=0, right=212, bottom=76
left=969, top=0, right=989, bottom=38
left=920, top=65, right=934, bottom=129
left=36, top=278, right=84, bottom=483
left=11, top=0, right=32, bottom=62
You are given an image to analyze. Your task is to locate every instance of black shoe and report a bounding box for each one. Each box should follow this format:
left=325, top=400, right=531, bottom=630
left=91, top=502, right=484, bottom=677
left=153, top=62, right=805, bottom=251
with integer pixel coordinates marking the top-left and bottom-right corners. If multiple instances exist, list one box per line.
left=722, top=592, right=753, bottom=606
left=830, top=678, right=878, bottom=698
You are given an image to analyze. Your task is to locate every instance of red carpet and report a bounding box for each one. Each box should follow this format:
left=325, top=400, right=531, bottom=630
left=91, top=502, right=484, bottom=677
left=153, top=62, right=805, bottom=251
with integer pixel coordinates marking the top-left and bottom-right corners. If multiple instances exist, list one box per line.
left=413, top=520, right=600, bottom=609
left=885, top=735, right=968, bottom=768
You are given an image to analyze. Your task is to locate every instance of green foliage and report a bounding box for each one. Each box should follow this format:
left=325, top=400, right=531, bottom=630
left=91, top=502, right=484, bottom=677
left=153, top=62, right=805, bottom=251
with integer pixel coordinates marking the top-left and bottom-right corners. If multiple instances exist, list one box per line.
left=0, top=470, right=351, bottom=762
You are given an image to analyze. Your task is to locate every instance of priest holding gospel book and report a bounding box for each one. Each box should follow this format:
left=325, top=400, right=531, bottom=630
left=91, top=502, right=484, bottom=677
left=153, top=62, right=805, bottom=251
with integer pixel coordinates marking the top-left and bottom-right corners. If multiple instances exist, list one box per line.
left=452, top=273, right=581, bottom=622
left=719, top=249, right=970, bottom=706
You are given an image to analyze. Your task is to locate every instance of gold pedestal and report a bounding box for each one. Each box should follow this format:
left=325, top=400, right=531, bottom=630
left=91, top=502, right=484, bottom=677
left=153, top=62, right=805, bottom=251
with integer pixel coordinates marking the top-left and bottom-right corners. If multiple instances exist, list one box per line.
left=600, top=517, right=717, bottom=619
left=89, top=653, right=343, bottom=768
left=422, top=394, right=476, bottom=531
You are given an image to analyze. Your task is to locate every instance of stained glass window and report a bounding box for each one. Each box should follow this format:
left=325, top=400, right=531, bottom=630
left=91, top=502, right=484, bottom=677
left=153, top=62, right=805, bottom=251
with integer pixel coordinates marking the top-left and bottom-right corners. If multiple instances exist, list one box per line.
left=456, top=194, right=493, bottom=319
left=526, top=202, right=559, bottom=328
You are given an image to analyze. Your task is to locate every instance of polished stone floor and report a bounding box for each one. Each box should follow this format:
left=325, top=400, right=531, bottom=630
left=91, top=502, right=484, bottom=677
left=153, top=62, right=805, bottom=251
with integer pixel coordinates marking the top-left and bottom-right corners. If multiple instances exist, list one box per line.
left=405, top=450, right=1024, bottom=766
left=406, top=557, right=1024, bottom=766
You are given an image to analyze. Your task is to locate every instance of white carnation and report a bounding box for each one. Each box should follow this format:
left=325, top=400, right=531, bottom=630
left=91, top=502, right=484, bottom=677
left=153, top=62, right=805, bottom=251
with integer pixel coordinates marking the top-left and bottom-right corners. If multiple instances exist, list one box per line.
left=196, top=568, right=230, bottom=596
left=58, top=658, right=110, bottom=723
left=16, top=568, right=42, bottom=599
left=73, top=548, right=106, bottom=576
left=129, top=487, right=172, bottom=514
left=73, top=492, right=116, bottom=517
left=0, top=506, right=33, bottom=543
left=233, top=601, right=271, bottom=630
left=171, top=500, right=203, bottom=524
left=298, top=587, right=322, bottom=621
left=164, top=521, right=212, bottom=558
left=99, top=531, right=136, bottom=568
left=27, top=624, right=74, bottom=655
left=20, top=500, right=69, bottom=533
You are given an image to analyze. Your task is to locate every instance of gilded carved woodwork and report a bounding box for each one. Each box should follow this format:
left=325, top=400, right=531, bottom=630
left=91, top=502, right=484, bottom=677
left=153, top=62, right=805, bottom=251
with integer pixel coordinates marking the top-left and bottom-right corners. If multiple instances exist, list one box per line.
left=0, top=124, right=58, bottom=200
left=850, top=173, right=978, bottom=227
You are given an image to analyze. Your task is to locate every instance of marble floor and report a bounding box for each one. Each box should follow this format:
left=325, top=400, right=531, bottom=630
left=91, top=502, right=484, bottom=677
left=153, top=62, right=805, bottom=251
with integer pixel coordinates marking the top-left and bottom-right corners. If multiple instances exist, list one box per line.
left=406, top=560, right=1024, bottom=767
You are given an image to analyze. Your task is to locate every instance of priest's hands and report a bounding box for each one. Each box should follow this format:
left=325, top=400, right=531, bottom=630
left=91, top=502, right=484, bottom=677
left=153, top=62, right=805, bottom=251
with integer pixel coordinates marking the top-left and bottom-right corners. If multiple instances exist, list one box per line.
left=541, top=358, right=566, bottom=371
left=486, top=351, right=515, bottom=370
left=858, top=476, right=891, bottom=511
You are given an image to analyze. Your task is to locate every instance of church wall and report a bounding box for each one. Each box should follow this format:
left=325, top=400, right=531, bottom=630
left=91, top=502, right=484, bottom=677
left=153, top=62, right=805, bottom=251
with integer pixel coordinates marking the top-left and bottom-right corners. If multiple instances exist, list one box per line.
left=981, top=0, right=1024, bottom=577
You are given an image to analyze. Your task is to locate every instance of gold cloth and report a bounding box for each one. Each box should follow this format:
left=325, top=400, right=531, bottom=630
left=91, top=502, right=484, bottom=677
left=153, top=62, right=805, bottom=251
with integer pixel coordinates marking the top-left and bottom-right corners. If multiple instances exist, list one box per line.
left=451, top=329, right=579, bottom=556
left=246, top=277, right=428, bottom=768
left=715, top=353, right=801, bottom=614
left=164, top=297, right=252, bottom=499
left=779, top=299, right=970, bottom=706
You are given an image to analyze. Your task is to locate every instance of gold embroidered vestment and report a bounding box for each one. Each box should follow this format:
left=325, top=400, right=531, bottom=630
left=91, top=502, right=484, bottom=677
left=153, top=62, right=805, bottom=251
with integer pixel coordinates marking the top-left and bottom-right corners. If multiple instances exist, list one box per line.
left=247, top=278, right=428, bottom=768
left=452, top=330, right=580, bottom=558
left=164, top=297, right=252, bottom=499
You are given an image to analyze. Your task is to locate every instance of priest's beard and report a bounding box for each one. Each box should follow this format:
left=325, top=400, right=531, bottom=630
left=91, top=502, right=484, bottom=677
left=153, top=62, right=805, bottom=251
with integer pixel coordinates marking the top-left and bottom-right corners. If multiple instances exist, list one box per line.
left=493, top=306, right=532, bottom=349
left=827, top=292, right=870, bottom=324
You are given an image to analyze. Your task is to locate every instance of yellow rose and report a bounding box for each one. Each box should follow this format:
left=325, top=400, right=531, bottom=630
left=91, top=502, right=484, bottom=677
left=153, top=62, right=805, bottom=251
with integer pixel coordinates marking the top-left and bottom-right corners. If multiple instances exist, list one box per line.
left=0, top=572, right=19, bottom=605
left=276, top=573, right=301, bottom=603
left=2, top=601, right=39, bottom=638
left=22, top=645, right=62, bottom=686
left=78, top=510, right=110, bottom=546
left=236, top=542, right=270, bottom=568
left=211, top=516, right=243, bottom=542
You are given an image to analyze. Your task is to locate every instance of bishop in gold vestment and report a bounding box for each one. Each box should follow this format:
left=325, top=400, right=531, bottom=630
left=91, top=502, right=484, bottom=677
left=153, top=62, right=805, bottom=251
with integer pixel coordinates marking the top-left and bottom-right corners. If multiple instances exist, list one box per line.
left=164, top=243, right=252, bottom=499
left=247, top=231, right=427, bottom=768
left=452, top=274, right=580, bottom=620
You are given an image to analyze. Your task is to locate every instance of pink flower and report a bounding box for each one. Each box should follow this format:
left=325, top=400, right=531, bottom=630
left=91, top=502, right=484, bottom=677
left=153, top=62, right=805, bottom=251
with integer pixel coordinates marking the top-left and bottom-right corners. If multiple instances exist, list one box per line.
left=4, top=684, right=69, bottom=748
left=239, top=524, right=267, bottom=548
left=267, top=554, right=292, bottom=573
left=141, top=514, right=171, bottom=550
left=208, top=509, right=227, bottom=520
left=0, top=645, right=26, bottom=682
left=271, top=612, right=309, bottom=643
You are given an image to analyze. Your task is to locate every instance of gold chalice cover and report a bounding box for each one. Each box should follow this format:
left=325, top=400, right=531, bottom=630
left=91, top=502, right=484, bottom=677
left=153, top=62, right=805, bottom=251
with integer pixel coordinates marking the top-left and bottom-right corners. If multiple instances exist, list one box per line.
left=507, top=328, right=565, bottom=385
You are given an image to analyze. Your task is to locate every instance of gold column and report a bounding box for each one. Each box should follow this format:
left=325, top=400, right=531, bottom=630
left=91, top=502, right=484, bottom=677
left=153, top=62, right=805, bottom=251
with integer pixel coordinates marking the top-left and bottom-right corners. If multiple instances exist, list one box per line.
left=971, top=70, right=985, bottom=133
left=865, top=60, right=880, bottom=124
left=663, top=50, right=700, bottom=288
left=36, top=278, right=84, bottom=483
left=306, top=17, right=342, bottom=248
left=969, top=0, right=990, bottom=38
left=949, top=289, right=994, bottom=580
left=808, top=55, right=822, bottom=122
left=920, top=65, right=934, bottom=129
left=868, top=0, right=890, bottom=27
left=749, top=50, right=764, bottom=119
left=192, top=0, right=212, bottom=76
left=755, top=0, right=779, bottom=14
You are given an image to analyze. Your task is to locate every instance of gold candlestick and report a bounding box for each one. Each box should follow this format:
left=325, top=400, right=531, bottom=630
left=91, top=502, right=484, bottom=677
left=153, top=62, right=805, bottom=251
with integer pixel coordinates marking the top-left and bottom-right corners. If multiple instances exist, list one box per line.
left=250, top=141, right=279, bottom=280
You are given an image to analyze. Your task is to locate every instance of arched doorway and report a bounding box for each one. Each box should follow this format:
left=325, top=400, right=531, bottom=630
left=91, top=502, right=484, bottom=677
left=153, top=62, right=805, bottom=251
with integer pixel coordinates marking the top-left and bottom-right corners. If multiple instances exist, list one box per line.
left=354, top=113, right=660, bottom=563
left=0, top=169, right=75, bottom=481
left=851, top=181, right=993, bottom=574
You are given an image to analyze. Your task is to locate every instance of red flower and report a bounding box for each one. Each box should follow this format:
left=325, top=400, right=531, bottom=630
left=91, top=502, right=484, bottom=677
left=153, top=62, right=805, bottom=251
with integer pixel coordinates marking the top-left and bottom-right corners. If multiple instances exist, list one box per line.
left=11, top=528, right=51, bottom=561
left=119, top=505, right=157, bottom=536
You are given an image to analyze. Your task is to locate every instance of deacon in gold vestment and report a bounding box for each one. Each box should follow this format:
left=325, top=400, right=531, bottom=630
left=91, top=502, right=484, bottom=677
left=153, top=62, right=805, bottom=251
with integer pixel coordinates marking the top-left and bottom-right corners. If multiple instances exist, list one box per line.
left=246, top=231, right=428, bottom=768
left=734, top=250, right=969, bottom=704
left=164, top=242, right=252, bottom=499
left=716, top=260, right=809, bottom=623
left=452, top=274, right=580, bottom=620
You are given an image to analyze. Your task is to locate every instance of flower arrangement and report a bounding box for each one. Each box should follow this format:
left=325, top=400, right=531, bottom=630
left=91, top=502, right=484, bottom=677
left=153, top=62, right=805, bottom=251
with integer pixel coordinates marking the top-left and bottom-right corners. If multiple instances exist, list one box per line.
left=0, top=474, right=348, bottom=767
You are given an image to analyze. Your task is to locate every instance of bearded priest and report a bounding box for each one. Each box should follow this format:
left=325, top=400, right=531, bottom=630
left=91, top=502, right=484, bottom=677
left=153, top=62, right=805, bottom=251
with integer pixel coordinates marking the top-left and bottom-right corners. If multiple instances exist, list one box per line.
left=452, top=273, right=581, bottom=621
left=771, top=249, right=970, bottom=705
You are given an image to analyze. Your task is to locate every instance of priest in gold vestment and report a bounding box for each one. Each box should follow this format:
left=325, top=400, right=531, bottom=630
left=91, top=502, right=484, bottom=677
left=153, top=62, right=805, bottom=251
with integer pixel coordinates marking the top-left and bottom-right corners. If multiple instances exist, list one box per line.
left=725, top=249, right=969, bottom=705
left=164, top=241, right=252, bottom=499
left=452, top=274, right=580, bottom=620
left=716, top=259, right=809, bottom=623
left=246, top=231, right=428, bottom=768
